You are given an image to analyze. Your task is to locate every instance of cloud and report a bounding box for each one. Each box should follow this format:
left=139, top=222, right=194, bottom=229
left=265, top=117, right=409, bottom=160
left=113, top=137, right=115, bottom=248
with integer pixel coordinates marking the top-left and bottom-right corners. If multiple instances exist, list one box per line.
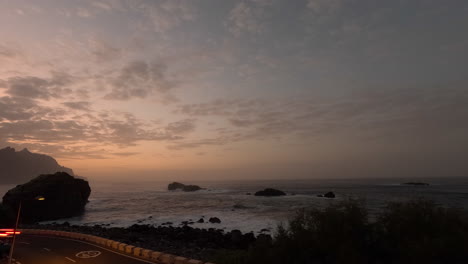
left=0, top=44, right=20, bottom=58
left=167, top=137, right=229, bottom=150
left=111, top=152, right=139, bottom=157
left=77, top=7, right=92, bottom=18
left=103, top=60, right=175, bottom=100
left=62, top=101, right=92, bottom=111
left=174, top=98, right=264, bottom=116
left=170, top=85, right=468, bottom=150
left=227, top=0, right=271, bottom=36
left=92, top=2, right=112, bottom=11
left=138, top=0, right=196, bottom=33
left=0, top=96, right=38, bottom=121
left=165, top=119, right=196, bottom=134
left=1, top=72, right=74, bottom=100
left=307, top=0, right=342, bottom=13
left=88, top=37, right=122, bottom=63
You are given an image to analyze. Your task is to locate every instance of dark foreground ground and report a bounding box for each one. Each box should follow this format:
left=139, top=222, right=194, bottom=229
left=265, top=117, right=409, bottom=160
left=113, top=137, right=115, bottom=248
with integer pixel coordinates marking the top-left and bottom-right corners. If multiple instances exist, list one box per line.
left=21, top=199, right=468, bottom=264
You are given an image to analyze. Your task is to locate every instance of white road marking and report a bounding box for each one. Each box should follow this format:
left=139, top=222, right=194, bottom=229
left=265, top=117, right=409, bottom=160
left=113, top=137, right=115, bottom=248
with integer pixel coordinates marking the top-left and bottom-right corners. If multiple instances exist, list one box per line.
left=76, top=251, right=101, bottom=258
left=65, top=257, right=76, bottom=262
left=27, top=235, right=155, bottom=263
left=43, top=248, right=51, bottom=251
left=18, top=242, right=30, bottom=245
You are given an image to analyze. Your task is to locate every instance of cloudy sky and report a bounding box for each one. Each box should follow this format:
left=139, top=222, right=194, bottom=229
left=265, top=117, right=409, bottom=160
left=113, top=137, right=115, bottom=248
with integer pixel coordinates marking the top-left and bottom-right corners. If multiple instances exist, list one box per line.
left=1, top=0, right=467, bottom=180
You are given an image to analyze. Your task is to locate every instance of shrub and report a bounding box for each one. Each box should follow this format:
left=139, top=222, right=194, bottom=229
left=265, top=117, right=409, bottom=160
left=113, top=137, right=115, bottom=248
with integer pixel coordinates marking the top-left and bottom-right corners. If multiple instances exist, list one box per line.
left=213, top=199, right=468, bottom=264
left=374, top=199, right=468, bottom=264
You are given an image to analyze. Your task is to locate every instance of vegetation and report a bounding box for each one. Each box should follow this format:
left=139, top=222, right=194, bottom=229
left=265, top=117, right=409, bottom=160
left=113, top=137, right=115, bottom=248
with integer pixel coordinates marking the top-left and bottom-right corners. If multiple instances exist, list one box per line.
left=212, top=199, right=468, bottom=264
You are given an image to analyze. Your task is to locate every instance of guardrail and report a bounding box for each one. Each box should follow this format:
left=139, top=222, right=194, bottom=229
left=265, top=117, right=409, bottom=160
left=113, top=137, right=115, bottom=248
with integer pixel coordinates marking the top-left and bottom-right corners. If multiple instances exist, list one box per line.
left=19, top=229, right=215, bottom=264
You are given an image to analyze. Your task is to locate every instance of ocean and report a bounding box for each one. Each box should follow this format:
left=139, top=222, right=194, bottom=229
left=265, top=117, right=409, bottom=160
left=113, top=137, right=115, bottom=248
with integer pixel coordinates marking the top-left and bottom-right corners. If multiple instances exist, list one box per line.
left=2, top=177, right=468, bottom=234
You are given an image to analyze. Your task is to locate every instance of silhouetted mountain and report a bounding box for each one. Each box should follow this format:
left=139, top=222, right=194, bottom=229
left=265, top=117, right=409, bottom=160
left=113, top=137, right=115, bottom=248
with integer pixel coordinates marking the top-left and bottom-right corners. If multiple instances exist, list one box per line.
left=0, top=147, right=74, bottom=184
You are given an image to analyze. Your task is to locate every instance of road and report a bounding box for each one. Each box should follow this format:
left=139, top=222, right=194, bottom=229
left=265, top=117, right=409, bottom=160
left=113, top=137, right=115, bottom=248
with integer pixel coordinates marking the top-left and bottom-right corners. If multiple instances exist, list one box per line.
left=11, top=235, right=156, bottom=264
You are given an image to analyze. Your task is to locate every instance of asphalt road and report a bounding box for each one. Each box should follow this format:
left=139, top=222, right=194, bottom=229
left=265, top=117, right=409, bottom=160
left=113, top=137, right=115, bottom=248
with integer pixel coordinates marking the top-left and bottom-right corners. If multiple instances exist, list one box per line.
left=11, top=235, right=155, bottom=264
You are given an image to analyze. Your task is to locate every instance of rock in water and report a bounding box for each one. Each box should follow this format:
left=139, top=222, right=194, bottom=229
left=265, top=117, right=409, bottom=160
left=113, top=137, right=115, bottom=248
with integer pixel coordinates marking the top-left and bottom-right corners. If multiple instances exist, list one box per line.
left=167, top=182, right=202, bottom=192
left=168, top=182, right=186, bottom=190
left=182, top=185, right=202, bottom=192
left=254, top=188, right=286, bottom=196
left=2, top=172, right=91, bottom=223
left=209, top=217, right=221, bottom=223
left=324, top=192, right=335, bottom=198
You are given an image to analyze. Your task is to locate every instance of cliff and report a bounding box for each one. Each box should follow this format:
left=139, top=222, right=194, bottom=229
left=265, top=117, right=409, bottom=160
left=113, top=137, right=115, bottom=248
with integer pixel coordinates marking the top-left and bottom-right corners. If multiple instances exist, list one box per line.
left=0, top=147, right=74, bottom=184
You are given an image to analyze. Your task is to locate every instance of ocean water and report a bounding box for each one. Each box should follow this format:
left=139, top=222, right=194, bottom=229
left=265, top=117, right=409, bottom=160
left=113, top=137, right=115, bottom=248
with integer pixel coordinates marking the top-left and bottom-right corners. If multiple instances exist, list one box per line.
left=2, top=178, right=468, bottom=234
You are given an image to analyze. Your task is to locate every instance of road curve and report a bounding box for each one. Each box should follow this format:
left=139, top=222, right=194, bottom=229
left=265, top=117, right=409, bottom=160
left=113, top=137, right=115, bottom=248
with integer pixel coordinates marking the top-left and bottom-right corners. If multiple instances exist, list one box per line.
left=12, top=234, right=156, bottom=264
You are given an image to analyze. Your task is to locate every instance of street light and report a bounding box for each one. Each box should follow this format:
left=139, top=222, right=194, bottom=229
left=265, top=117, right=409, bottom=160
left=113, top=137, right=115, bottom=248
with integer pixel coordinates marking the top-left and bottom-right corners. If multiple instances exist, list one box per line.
left=8, top=195, right=45, bottom=264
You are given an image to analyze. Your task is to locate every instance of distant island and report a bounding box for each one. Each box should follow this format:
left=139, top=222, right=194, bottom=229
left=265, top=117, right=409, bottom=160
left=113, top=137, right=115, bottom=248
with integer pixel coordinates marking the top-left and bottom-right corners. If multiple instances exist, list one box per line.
left=402, top=182, right=430, bottom=186
left=254, top=188, right=286, bottom=196
left=168, top=182, right=202, bottom=192
left=0, top=147, right=74, bottom=184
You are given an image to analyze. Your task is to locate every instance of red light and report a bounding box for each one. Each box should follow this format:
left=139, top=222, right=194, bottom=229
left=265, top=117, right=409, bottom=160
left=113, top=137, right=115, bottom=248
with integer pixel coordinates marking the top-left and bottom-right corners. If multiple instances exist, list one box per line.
left=0, top=234, right=9, bottom=237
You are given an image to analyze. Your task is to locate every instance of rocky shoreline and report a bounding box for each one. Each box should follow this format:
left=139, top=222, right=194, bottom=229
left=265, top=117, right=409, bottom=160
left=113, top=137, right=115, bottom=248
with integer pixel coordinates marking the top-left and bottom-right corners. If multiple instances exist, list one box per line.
left=24, top=222, right=272, bottom=261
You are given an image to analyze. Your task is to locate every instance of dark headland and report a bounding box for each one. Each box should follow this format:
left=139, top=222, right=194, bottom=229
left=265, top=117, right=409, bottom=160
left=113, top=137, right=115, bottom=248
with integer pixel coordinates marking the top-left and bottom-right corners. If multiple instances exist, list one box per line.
left=0, top=147, right=74, bottom=184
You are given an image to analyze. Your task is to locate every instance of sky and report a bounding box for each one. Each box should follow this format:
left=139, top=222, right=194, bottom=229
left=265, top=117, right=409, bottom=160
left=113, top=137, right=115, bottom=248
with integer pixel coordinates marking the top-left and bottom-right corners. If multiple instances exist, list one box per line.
left=0, top=0, right=467, bottom=180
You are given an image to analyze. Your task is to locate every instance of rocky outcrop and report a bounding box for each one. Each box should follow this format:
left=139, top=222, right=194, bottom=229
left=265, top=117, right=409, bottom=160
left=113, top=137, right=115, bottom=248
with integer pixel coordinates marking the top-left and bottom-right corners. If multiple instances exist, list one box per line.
left=167, top=182, right=202, bottom=192
left=254, top=188, right=286, bottom=197
left=2, top=172, right=91, bottom=223
left=182, top=185, right=202, bottom=192
left=168, top=182, right=185, bottom=190
left=0, top=147, right=74, bottom=184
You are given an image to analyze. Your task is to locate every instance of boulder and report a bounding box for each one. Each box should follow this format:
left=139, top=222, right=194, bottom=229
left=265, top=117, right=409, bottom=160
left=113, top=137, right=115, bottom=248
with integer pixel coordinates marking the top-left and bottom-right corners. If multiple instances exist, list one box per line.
left=2, top=172, right=91, bottom=223
left=254, top=188, right=286, bottom=197
left=209, top=217, right=221, bottom=224
left=167, top=182, right=202, bottom=192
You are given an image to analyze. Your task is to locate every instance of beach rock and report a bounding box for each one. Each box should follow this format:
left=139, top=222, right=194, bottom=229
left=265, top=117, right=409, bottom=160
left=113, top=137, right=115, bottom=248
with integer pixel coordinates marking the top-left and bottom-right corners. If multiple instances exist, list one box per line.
left=197, top=218, right=204, bottom=223
left=2, top=172, right=91, bottom=223
left=209, top=217, right=221, bottom=224
left=254, top=188, right=286, bottom=197
left=168, top=182, right=202, bottom=192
